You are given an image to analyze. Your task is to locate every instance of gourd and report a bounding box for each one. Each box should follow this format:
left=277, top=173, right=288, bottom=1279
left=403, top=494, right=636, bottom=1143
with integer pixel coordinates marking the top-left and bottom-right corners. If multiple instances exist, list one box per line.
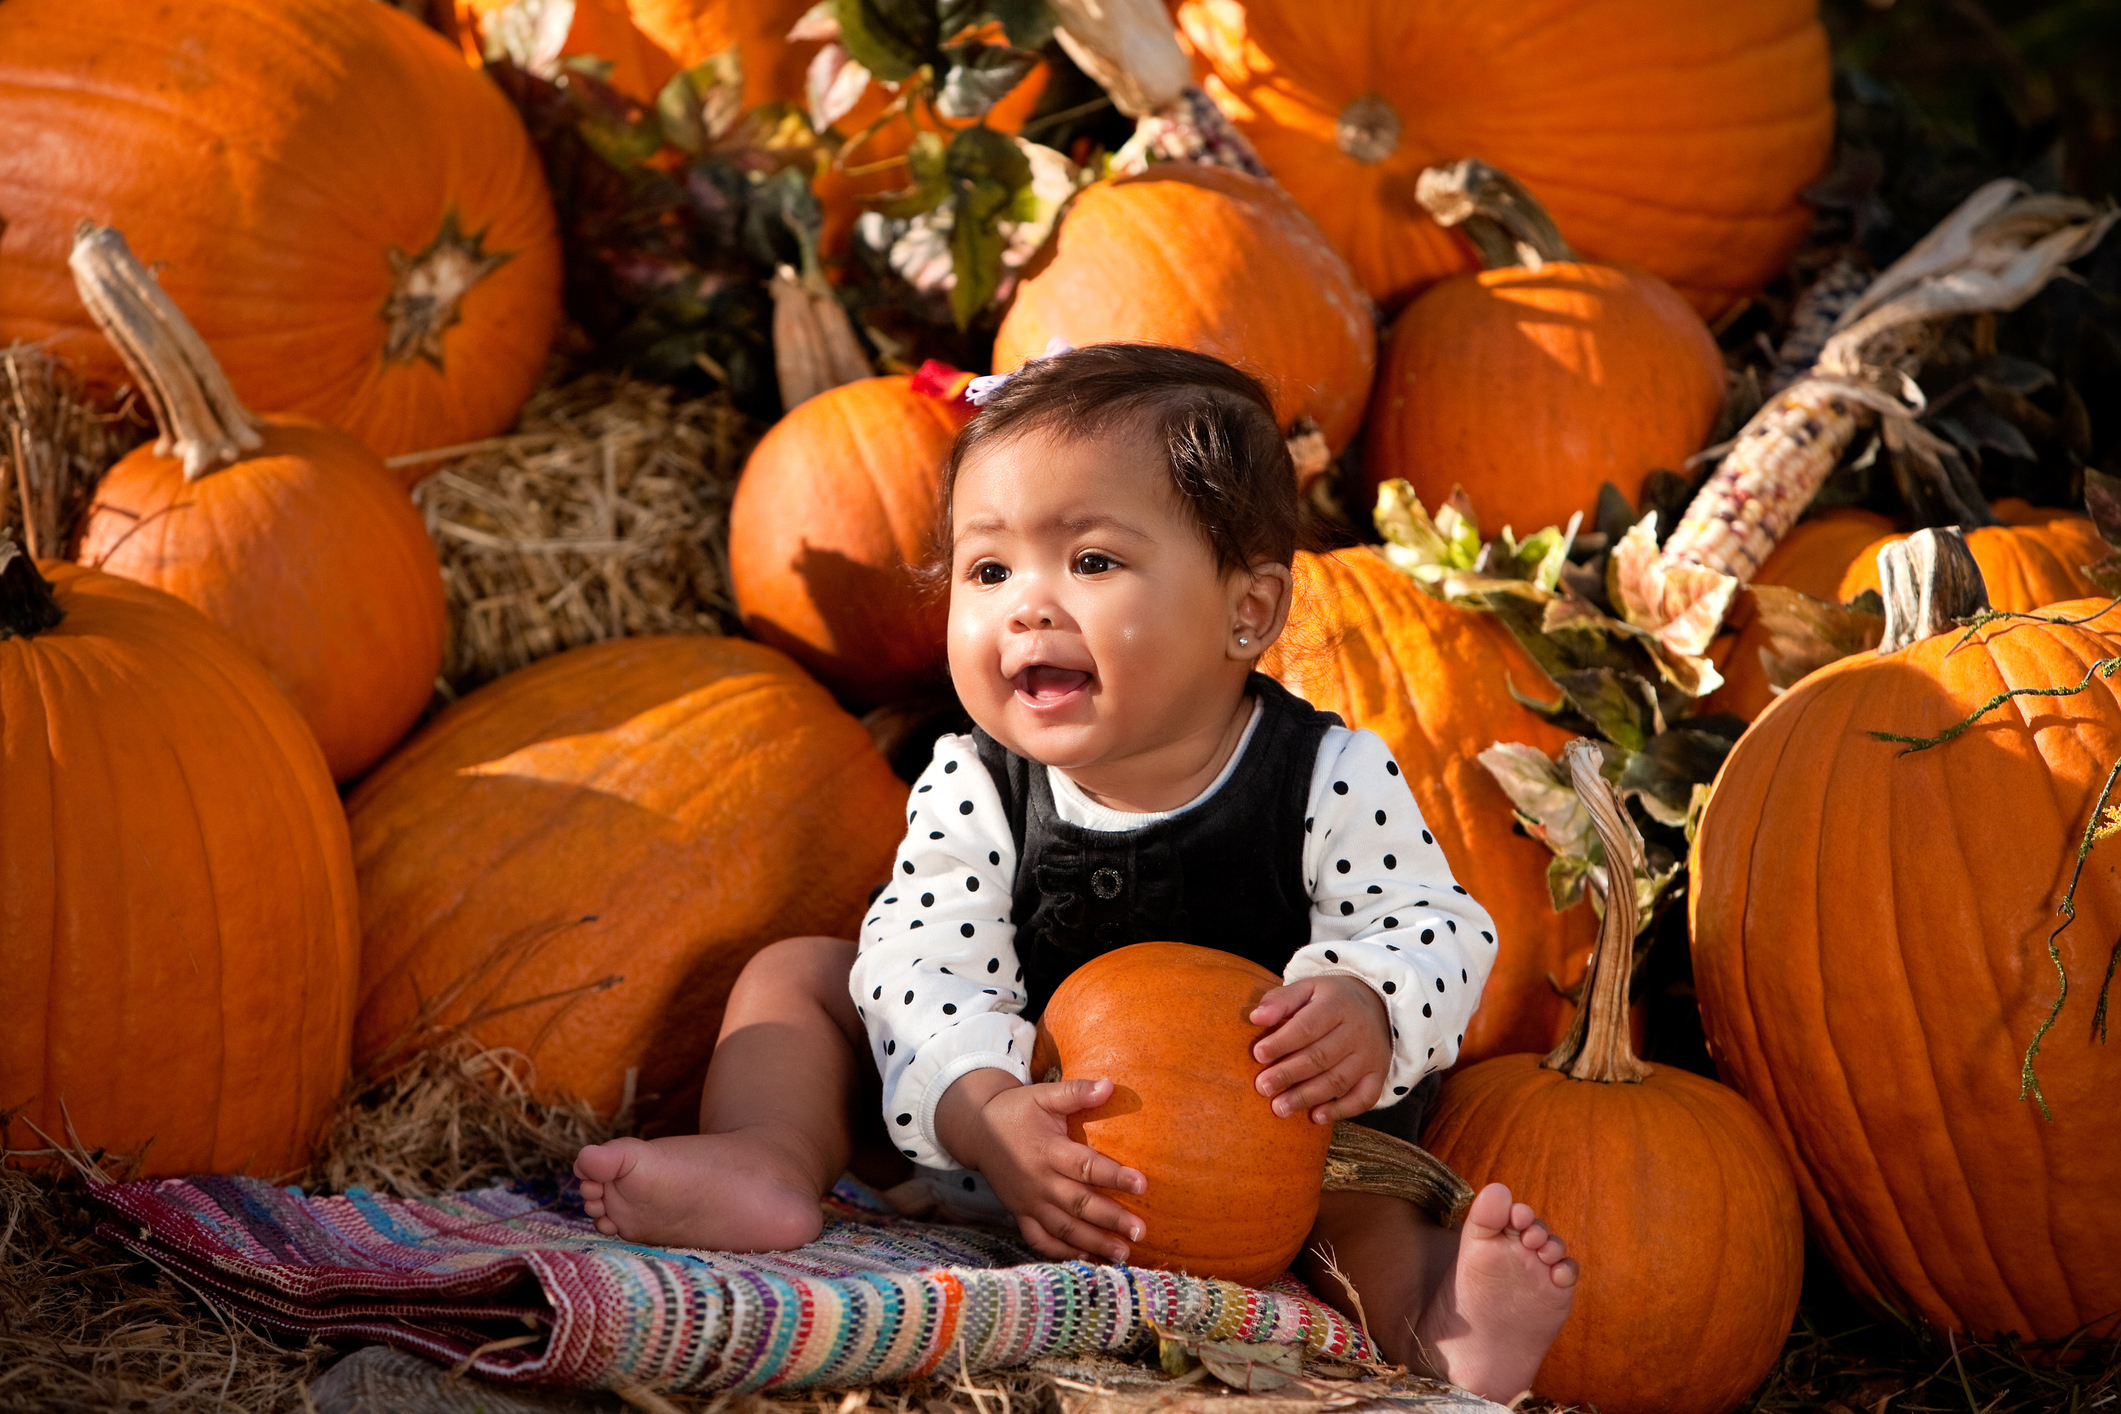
left=1031, top=943, right=1336, bottom=1286
left=1171, top=0, right=1832, bottom=319
left=993, top=163, right=1375, bottom=453
left=0, top=0, right=561, bottom=460
left=1836, top=500, right=2107, bottom=609
left=1365, top=162, right=1725, bottom=539
left=1425, top=741, right=1803, bottom=1414
left=70, top=225, right=446, bottom=783
left=1262, top=548, right=1600, bottom=1062
left=728, top=375, right=972, bottom=708
left=0, top=545, right=359, bottom=1176
left=1691, top=532, right=2121, bottom=1339
left=350, top=635, right=908, bottom=1120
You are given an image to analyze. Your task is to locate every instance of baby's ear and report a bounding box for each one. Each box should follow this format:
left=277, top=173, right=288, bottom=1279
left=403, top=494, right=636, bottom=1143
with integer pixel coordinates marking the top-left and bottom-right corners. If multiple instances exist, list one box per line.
left=1230, top=560, right=1294, bottom=659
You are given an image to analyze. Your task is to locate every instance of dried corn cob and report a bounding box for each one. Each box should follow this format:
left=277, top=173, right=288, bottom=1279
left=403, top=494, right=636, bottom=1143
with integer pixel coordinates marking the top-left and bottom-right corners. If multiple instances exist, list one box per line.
left=1615, top=181, right=2118, bottom=660
left=1766, top=257, right=1870, bottom=395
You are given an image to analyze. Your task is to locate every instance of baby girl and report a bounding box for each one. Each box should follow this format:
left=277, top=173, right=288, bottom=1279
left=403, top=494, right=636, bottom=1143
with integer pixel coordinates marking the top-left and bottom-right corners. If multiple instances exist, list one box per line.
left=574, top=344, right=1577, bottom=1402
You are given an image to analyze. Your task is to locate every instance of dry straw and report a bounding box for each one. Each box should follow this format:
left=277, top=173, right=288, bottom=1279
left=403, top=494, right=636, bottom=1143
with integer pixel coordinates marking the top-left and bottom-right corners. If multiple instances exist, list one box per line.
left=0, top=341, right=146, bottom=560
left=392, top=374, right=762, bottom=695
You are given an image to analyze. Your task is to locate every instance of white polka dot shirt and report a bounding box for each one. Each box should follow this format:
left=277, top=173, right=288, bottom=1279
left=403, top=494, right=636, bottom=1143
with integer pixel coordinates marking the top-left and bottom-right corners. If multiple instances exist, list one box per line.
left=850, top=718, right=1498, bottom=1170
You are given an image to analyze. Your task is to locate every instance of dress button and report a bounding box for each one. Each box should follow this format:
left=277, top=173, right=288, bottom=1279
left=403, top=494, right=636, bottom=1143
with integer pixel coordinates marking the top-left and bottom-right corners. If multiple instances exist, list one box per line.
left=1091, top=867, right=1123, bottom=900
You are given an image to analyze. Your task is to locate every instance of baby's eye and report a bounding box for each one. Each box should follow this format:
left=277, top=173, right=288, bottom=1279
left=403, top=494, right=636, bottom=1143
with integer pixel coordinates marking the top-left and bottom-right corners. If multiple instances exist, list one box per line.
left=974, top=562, right=1010, bottom=586
left=1074, top=552, right=1116, bottom=576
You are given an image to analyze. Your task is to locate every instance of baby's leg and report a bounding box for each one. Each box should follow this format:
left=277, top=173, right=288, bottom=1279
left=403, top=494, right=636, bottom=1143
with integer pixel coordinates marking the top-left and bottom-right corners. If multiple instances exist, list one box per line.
left=1299, top=1185, right=1577, bottom=1405
left=574, top=934, right=870, bottom=1251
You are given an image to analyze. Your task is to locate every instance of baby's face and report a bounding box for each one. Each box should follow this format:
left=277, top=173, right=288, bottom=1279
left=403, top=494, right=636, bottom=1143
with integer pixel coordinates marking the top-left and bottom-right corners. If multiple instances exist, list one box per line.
left=946, top=427, right=1249, bottom=775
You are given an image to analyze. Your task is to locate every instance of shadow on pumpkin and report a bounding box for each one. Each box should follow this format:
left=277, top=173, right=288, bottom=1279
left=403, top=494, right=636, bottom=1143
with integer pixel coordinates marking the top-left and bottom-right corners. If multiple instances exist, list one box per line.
left=743, top=542, right=949, bottom=708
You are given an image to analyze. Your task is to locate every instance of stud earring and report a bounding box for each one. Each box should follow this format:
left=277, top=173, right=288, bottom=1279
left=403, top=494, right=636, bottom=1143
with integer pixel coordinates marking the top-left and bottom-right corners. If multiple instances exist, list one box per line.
left=1237, top=635, right=1250, bottom=647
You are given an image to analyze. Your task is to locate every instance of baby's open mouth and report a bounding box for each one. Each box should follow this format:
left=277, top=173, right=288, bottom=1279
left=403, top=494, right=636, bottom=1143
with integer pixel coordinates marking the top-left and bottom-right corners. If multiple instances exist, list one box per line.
left=1014, top=664, right=1092, bottom=702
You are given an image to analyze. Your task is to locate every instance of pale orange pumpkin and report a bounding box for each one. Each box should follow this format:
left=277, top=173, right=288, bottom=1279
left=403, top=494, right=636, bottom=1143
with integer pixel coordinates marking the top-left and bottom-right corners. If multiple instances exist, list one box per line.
left=1428, top=742, right=1802, bottom=1413
left=69, top=225, right=445, bottom=783
left=1837, top=499, right=2108, bottom=609
left=1263, top=548, right=1599, bottom=1062
left=728, top=375, right=972, bottom=707
left=1031, top=943, right=1334, bottom=1286
left=0, top=547, right=359, bottom=1177
left=0, top=0, right=562, bottom=460
left=350, top=635, right=908, bottom=1120
left=1172, top=0, right=1832, bottom=320
left=1364, top=163, right=1726, bottom=538
left=994, top=164, right=1376, bottom=452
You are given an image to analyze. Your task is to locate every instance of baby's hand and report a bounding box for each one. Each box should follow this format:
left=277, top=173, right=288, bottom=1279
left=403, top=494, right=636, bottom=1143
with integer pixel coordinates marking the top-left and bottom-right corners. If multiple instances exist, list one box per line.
left=1249, top=975, right=1392, bottom=1124
left=936, top=1070, right=1148, bottom=1262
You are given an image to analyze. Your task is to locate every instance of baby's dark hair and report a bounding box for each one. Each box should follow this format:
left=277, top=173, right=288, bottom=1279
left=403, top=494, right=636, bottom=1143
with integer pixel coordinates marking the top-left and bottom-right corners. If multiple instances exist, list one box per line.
left=937, top=343, right=1298, bottom=575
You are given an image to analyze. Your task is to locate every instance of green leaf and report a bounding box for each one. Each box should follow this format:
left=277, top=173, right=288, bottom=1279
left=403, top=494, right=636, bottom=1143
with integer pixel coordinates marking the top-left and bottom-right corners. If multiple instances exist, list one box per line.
left=831, top=0, right=935, bottom=81
left=743, top=166, right=827, bottom=279
left=935, top=41, right=1042, bottom=119
left=1553, top=667, right=1659, bottom=753
left=984, top=0, right=1058, bottom=49
left=1744, top=584, right=1884, bottom=695
left=944, top=125, right=1031, bottom=328
left=1617, top=728, right=1734, bottom=828
left=1547, top=854, right=1591, bottom=913
left=871, top=129, right=950, bottom=218
left=655, top=48, right=745, bottom=152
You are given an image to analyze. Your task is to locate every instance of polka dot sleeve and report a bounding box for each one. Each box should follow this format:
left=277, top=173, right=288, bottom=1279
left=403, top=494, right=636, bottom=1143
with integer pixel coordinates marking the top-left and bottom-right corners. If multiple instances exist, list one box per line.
left=1283, top=726, right=1498, bottom=1104
left=849, top=732, right=1031, bottom=1171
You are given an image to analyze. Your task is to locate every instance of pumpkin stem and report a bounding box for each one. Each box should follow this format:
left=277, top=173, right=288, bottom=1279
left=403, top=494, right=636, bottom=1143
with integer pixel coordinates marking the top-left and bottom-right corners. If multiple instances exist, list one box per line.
left=1415, top=159, right=1575, bottom=272
left=68, top=223, right=262, bottom=482
left=1322, top=1122, right=1475, bottom=1231
left=1876, top=528, right=1991, bottom=654
left=1541, top=740, right=1653, bottom=1083
left=0, top=531, right=65, bottom=639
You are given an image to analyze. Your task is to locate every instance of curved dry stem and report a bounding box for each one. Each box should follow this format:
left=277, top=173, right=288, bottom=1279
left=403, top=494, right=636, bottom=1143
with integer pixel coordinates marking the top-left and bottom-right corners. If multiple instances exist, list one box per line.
left=1322, top=1122, right=1474, bottom=1231
left=1541, top=740, right=1652, bottom=1083
left=1413, top=159, right=1574, bottom=271
left=67, top=223, right=259, bottom=481
left=0, top=532, right=64, bottom=639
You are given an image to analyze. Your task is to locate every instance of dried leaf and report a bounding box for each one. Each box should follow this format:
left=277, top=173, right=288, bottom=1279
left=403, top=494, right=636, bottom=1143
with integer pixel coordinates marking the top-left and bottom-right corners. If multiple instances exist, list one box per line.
left=1374, top=477, right=1480, bottom=582
left=1194, top=1339, right=1303, bottom=1393
left=787, top=2, right=840, bottom=41
left=935, top=41, right=1042, bottom=120
left=832, top=0, right=935, bottom=82
left=1547, top=854, right=1591, bottom=912
left=1617, top=729, right=1734, bottom=828
left=657, top=50, right=746, bottom=152
left=1747, top=584, right=1885, bottom=693
left=1553, top=667, right=1661, bottom=752
left=1478, top=742, right=1593, bottom=860
left=2084, top=467, right=2121, bottom=551
left=805, top=43, right=872, bottom=132
left=943, top=125, right=1031, bottom=328
left=985, top=0, right=1059, bottom=49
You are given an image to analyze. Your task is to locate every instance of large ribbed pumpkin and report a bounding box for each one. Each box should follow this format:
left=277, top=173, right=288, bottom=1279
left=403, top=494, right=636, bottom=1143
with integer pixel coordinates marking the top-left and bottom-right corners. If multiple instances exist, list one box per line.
left=0, top=0, right=561, bottom=460
left=1262, top=548, right=1598, bottom=1061
left=0, top=549, right=359, bottom=1176
left=1368, top=254, right=1725, bottom=538
left=70, top=225, right=444, bottom=782
left=1691, top=595, right=2121, bottom=1338
left=729, top=375, right=971, bottom=707
left=1173, top=0, right=1832, bottom=319
left=350, top=635, right=908, bottom=1118
left=1030, top=943, right=1333, bottom=1286
left=1703, top=507, right=1897, bottom=721
left=993, top=164, right=1375, bottom=451
left=1427, top=743, right=1802, bottom=1414
left=1836, top=500, right=2107, bottom=609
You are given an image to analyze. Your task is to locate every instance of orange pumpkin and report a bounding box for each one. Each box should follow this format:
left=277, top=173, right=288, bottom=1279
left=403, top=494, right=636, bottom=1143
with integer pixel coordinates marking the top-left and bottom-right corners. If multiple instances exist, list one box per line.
left=728, top=375, right=971, bottom=707
left=69, top=226, right=445, bottom=783
left=1427, top=742, right=1803, bottom=1413
left=1263, top=548, right=1598, bottom=1062
left=0, top=548, right=359, bottom=1176
left=1836, top=499, right=2108, bottom=609
left=1030, top=943, right=1333, bottom=1286
left=1703, top=507, right=1898, bottom=721
left=0, top=0, right=562, bottom=460
left=453, top=0, right=816, bottom=106
left=350, top=635, right=908, bottom=1119
left=1365, top=166, right=1725, bottom=538
left=1691, top=591, right=2121, bottom=1339
left=1172, top=0, right=1832, bottom=320
left=993, top=164, right=1376, bottom=452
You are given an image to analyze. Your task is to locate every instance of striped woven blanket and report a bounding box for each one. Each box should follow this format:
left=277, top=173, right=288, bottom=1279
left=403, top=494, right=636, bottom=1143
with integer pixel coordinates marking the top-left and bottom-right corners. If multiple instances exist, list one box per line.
left=88, top=1176, right=1376, bottom=1392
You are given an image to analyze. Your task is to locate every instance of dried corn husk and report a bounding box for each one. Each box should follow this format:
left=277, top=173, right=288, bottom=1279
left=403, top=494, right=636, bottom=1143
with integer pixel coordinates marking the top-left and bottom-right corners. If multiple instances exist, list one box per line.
left=770, top=266, right=873, bottom=412
left=390, top=374, right=758, bottom=693
left=1616, top=181, right=2119, bottom=657
left=1048, top=0, right=1267, bottom=178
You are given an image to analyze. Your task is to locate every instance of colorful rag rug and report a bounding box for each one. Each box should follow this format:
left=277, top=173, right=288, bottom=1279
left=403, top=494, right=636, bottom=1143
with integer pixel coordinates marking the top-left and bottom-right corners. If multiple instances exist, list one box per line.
left=88, top=1176, right=1377, bottom=1392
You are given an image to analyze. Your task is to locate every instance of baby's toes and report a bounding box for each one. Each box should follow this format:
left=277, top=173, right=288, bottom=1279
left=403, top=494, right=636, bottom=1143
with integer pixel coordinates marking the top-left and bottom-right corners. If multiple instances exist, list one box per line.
left=1517, top=1219, right=1551, bottom=1252
left=1534, top=1233, right=1568, bottom=1265
left=593, top=1216, right=619, bottom=1236
left=1509, top=1200, right=1539, bottom=1232
left=1551, top=1256, right=1581, bottom=1289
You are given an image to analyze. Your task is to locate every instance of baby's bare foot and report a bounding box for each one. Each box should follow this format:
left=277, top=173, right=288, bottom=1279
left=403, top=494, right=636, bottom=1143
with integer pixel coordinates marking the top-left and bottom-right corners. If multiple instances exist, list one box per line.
left=1416, top=1183, right=1578, bottom=1404
left=572, top=1127, right=827, bottom=1252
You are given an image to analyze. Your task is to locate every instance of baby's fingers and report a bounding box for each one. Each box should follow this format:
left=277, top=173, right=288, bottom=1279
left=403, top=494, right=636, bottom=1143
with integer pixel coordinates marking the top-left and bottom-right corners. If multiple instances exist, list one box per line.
left=1053, top=1137, right=1147, bottom=1196
left=1307, top=1070, right=1385, bottom=1125
left=1270, top=1057, right=1375, bottom=1120
left=1029, top=1195, right=1139, bottom=1263
left=1016, top=1215, right=1091, bottom=1262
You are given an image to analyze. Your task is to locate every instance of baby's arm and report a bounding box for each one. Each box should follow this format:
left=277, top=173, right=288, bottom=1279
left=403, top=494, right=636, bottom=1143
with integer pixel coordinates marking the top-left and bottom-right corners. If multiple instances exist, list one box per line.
left=851, top=734, right=1146, bottom=1258
left=1255, top=726, right=1499, bottom=1122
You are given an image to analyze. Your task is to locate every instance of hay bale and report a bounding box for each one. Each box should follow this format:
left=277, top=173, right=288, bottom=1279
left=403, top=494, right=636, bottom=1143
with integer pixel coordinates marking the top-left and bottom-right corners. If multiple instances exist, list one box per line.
left=0, top=342, right=148, bottom=560
left=396, top=375, right=762, bottom=695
